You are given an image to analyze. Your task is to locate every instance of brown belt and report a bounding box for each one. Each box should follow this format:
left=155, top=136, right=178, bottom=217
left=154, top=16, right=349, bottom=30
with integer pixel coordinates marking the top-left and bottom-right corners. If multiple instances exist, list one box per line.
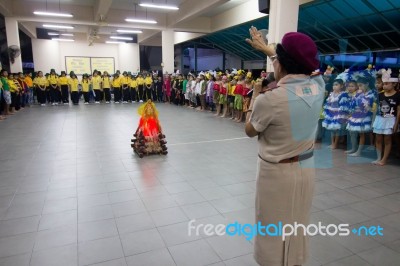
left=258, top=151, right=314, bottom=164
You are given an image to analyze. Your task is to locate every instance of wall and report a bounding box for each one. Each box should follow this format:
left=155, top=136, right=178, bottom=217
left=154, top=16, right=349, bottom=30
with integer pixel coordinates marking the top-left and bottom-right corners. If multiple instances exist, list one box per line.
left=32, top=39, right=140, bottom=74
left=225, top=54, right=242, bottom=70
left=243, top=60, right=265, bottom=70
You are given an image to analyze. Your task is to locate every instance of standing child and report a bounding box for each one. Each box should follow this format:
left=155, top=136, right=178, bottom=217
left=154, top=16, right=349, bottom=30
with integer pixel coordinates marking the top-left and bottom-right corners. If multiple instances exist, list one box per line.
left=8, top=73, right=19, bottom=113
left=213, top=73, right=221, bottom=115
left=121, top=72, right=130, bottom=103
left=58, top=71, right=69, bottom=104
left=1, top=70, right=12, bottom=116
left=233, top=75, right=244, bottom=122
left=112, top=73, right=121, bottom=103
left=130, top=75, right=138, bottom=103
left=163, top=74, right=171, bottom=104
left=372, top=69, right=400, bottom=165
left=102, top=71, right=112, bottom=103
left=24, top=72, right=34, bottom=105
left=219, top=76, right=228, bottom=117
left=92, top=70, right=102, bottom=104
left=341, top=80, right=358, bottom=153
left=346, top=74, right=376, bottom=156
left=242, top=73, right=254, bottom=121
left=81, top=74, right=90, bottom=104
left=206, top=75, right=215, bottom=111
left=17, top=73, right=28, bottom=108
left=155, top=76, right=163, bottom=102
left=322, top=79, right=346, bottom=149
left=69, top=73, right=80, bottom=105
left=34, top=71, right=47, bottom=106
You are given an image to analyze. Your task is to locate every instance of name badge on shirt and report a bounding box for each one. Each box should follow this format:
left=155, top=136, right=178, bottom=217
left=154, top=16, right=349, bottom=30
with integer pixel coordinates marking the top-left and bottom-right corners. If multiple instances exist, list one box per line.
left=295, top=84, right=318, bottom=97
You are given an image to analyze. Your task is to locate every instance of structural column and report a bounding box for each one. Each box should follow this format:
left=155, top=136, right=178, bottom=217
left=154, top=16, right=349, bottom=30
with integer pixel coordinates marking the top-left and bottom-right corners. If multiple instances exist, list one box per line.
left=266, top=0, right=299, bottom=72
left=161, top=30, right=174, bottom=74
left=5, top=17, right=23, bottom=73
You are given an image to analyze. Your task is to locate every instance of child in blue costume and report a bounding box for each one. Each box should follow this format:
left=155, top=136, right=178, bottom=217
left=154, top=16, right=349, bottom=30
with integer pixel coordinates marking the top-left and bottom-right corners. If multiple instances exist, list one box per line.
left=322, top=79, right=346, bottom=149
left=346, top=71, right=376, bottom=156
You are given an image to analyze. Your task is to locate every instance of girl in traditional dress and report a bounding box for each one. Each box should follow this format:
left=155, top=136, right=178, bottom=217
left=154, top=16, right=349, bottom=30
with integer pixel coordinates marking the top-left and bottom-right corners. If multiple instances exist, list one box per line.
left=346, top=73, right=376, bottom=156
left=322, top=79, right=346, bottom=149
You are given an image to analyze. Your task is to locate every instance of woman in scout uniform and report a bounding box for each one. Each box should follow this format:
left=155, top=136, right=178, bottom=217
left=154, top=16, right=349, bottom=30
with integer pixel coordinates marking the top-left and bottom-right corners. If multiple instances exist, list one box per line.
left=101, top=71, right=111, bottom=103
left=136, top=73, right=145, bottom=102
left=246, top=29, right=325, bottom=266
left=68, top=72, right=80, bottom=105
left=144, top=72, right=153, bottom=101
left=92, top=70, right=102, bottom=103
left=81, top=73, right=90, bottom=104
left=130, top=74, right=138, bottom=103
left=58, top=71, right=69, bottom=104
left=34, top=71, right=47, bottom=106
left=48, top=69, right=59, bottom=105
left=112, top=73, right=121, bottom=103
left=121, top=71, right=130, bottom=103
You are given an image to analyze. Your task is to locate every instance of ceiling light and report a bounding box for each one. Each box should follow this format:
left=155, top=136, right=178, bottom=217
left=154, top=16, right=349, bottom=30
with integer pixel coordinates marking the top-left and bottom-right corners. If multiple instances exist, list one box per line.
left=34, top=11, right=73, bottom=17
left=61, top=33, right=74, bottom=36
left=48, top=32, right=59, bottom=36
left=52, top=38, right=74, bottom=42
left=125, top=18, right=157, bottom=24
left=139, top=3, right=179, bottom=10
left=43, top=24, right=74, bottom=29
left=106, top=41, right=125, bottom=44
left=117, top=29, right=143, bottom=34
left=110, top=36, right=133, bottom=40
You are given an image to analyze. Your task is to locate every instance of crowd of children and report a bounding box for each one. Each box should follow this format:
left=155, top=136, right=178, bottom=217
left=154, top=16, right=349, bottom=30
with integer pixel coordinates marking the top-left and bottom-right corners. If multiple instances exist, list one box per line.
left=0, top=69, right=33, bottom=119
left=1, top=65, right=399, bottom=165
left=321, top=66, right=400, bottom=166
left=0, top=68, right=265, bottom=123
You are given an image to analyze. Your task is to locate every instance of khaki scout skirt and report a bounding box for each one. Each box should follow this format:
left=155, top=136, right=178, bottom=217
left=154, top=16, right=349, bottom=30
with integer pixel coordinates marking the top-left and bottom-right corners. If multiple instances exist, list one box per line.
left=254, top=157, right=315, bottom=266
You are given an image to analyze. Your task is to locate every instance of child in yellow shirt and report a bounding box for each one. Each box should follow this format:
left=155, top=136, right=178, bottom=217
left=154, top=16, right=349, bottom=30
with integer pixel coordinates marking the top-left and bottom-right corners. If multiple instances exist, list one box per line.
left=68, top=72, right=80, bottom=105
left=130, top=75, right=138, bottom=103
left=81, top=74, right=90, bottom=104
left=112, top=73, right=121, bottom=103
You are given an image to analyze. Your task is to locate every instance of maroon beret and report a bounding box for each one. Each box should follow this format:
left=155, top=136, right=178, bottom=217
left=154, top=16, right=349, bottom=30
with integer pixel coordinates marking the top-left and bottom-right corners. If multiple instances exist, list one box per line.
left=281, top=32, right=319, bottom=72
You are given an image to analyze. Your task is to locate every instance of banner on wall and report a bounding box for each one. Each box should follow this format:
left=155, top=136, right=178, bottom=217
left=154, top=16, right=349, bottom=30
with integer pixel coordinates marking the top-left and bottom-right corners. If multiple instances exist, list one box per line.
left=65, top=57, right=115, bottom=75
left=65, top=57, right=91, bottom=75
left=91, top=57, right=115, bottom=74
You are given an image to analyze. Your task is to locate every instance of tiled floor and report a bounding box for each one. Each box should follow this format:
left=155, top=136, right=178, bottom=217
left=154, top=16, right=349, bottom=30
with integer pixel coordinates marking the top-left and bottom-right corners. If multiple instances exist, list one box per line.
left=0, top=103, right=400, bottom=266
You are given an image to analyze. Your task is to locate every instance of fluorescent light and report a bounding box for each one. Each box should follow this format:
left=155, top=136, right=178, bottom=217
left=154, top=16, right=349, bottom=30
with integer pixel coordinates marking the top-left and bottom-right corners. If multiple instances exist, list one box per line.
left=110, top=36, right=133, bottom=40
left=61, top=33, right=74, bottom=36
left=125, top=18, right=157, bottom=24
left=106, top=41, right=125, bottom=44
left=43, top=24, right=74, bottom=29
left=117, top=29, right=143, bottom=34
left=48, top=32, right=59, bottom=36
left=52, top=38, right=74, bottom=42
left=139, top=3, right=179, bottom=10
left=34, top=11, right=73, bottom=17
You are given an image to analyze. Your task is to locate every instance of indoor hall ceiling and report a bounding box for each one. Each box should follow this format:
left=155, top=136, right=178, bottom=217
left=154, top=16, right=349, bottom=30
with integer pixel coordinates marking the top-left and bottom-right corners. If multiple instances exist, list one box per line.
left=184, top=0, right=400, bottom=61
left=0, top=0, right=253, bottom=45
